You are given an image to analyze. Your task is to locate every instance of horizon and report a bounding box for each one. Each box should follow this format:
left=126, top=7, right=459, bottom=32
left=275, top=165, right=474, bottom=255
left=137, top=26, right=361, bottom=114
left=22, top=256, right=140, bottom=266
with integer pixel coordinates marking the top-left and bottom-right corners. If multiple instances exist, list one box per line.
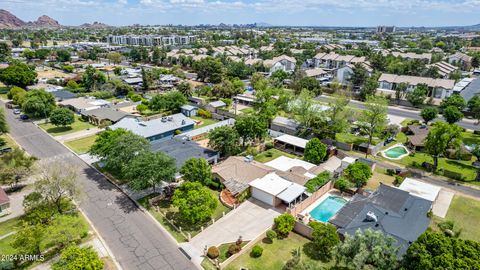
left=2, top=0, right=480, bottom=28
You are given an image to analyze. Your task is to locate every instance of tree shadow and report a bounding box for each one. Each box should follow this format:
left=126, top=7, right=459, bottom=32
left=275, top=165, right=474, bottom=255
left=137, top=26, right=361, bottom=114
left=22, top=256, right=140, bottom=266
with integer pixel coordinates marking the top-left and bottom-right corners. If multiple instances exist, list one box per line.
left=261, top=237, right=273, bottom=244
left=303, top=242, right=331, bottom=263
left=45, top=126, right=73, bottom=134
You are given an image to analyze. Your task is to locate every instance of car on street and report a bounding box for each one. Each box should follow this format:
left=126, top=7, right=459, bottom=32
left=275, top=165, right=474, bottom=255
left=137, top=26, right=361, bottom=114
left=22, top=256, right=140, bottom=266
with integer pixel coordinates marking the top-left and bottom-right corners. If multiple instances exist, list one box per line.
left=13, top=109, right=21, bottom=114
left=20, top=114, right=29, bottom=120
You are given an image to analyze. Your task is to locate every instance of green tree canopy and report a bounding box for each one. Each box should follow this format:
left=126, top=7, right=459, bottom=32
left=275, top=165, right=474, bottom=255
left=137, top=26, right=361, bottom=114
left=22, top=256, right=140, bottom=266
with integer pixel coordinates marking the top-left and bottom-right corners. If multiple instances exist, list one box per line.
left=310, top=221, right=340, bottom=260
left=90, top=128, right=129, bottom=158
left=467, top=95, right=480, bottom=123
left=82, top=65, right=106, bottom=91
left=102, top=131, right=150, bottom=174
left=0, top=61, right=37, bottom=88
left=53, top=246, right=104, bottom=270
left=440, top=94, right=466, bottom=111
left=304, top=138, right=327, bottom=164
left=21, top=89, right=56, bottom=118
left=179, top=158, right=212, bottom=185
left=208, top=126, right=241, bottom=157
left=344, top=161, right=372, bottom=187
left=172, top=181, right=217, bottom=224
left=274, top=213, right=295, bottom=237
left=0, top=108, right=8, bottom=134
left=192, top=57, right=224, bottom=83
left=234, top=114, right=268, bottom=147
left=0, top=42, right=11, bottom=62
left=123, top=151, right=176, bottom=192
left=149, top=91, right=187, bottom=112
left=359, top=95, right=388, bottom=157
left=443, top=106, right=463, bottom=124
left=424, top=122, right=463, bottom=171
left=406, top=84, right=428, bottom=107
left=420, top=107, right=438, bottom=125
left=49, top=108, right=75, bottom=127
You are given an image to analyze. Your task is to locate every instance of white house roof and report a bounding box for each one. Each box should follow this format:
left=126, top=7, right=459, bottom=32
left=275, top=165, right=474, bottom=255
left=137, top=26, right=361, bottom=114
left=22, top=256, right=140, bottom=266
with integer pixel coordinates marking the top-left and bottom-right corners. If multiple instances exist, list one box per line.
left=398, top=178, right=441, bottom=202
left=277, top=183, right=306, bottom=203
left=265, top=156, right=316, bottom=172
left=342, top=156, right=357, bottom=164
left=249, top=173, right=293, bottom=196
left=274, top=134, right=309, bottom=149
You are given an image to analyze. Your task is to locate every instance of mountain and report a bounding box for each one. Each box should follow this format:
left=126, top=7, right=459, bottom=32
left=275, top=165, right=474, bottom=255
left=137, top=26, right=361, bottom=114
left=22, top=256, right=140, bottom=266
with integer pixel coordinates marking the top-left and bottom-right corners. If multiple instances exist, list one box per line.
left=0, top=9, right=25, bottom=28
left=79, top=21, right=110, bottom=29
left=32, top=15, right=60, bottom=27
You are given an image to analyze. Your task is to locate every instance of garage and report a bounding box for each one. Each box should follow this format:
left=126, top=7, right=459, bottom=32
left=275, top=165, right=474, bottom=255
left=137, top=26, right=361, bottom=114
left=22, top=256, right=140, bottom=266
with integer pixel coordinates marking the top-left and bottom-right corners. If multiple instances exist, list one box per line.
left=251, top=187, right=275, bottom=205
left=249, top=172, right=305, bottom=207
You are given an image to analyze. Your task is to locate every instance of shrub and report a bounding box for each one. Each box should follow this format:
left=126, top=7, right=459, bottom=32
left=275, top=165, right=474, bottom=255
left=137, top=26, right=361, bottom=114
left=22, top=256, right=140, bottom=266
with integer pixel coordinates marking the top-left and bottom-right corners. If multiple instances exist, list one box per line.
left=334, top=177, right=351, bottom=192
left=393, top=175, right=404, bottom=186
left=265, top=141, right=274, bottom=150
left=207, top=246, right=219, bottom=259
left=386, top=168, right=396, bottom=176
left=266, top=230, right=277, bottom=242
left=304, top=171, right=330, bottom=193
left=175, top=129, right=182, bottom=135
left=265, top=150, right=273, bottom=157
left=198, top=108, right=212, bottom=118
left=227, top=243, right=241, bottom=256
left=245, top=147, right=258, bottom=156
left=274, top=213, right=295, bottom=237
left=250, top=245, right=263, bottom=258
left=130, top=94, right=142, bottom=102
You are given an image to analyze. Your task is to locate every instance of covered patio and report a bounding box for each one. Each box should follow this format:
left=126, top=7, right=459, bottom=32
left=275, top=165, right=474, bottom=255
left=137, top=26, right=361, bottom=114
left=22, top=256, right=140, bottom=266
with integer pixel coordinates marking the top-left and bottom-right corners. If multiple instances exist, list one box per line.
left=273, top=134, right=309, bottom=156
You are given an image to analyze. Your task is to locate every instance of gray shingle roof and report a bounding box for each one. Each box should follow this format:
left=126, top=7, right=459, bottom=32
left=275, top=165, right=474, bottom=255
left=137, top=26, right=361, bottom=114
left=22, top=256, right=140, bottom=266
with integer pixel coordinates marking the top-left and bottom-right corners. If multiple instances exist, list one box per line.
left=459, top=78, right=480, bottom=101
left=150, top=138, right=218, bottom=169
left=81, top=107, right=129, bottom=122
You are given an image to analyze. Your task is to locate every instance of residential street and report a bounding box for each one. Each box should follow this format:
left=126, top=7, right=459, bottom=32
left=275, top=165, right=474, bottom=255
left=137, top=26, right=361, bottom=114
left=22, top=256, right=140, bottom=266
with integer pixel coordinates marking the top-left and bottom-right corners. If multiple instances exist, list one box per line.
left=316, top=95, right=480, bottom=131
left=1, top=102, right=196, bottom=270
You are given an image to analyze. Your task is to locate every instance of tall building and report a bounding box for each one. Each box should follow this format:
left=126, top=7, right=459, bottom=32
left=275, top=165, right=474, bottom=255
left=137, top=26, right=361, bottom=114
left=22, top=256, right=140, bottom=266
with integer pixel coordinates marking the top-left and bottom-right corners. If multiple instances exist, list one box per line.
left=107, top=35, right=196, bottom=46
left=376, top=26, right=396, bottom=34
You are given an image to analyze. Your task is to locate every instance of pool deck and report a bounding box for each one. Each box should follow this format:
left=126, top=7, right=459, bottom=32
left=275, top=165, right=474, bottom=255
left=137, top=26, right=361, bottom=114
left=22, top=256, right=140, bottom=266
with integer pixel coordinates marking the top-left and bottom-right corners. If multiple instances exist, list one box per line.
left=381, top=143, right=410, bottom=160
left=300, top=190, right=349, bottom=218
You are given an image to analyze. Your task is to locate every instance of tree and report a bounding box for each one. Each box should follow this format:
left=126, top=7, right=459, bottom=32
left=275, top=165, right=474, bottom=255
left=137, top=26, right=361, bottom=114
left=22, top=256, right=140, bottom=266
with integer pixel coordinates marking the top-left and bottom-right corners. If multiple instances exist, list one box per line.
left=56, top=49, right=71, bottom=62
left=34, top=161, right=81, bottom=214
left=21, top=89, right=56, bottom=118
left=304, top=138, right=327, bottom=164
left=0, top=61, right=37, bottom=88
left=310, top=221, right=340, bottom=260
left=148, top=91, right=187, bottom=112
left=293, top=76, right=321, bottom=95
left=359, top=73, right=379, bottom=101
left=8, top=86, right=27, bottom=105
left=420, top=107, right=438, bottom=125
left=192, top=57, right=224, bottom=83
left=468, top=95, right=480, bottom=124
left=180, top=158, right=212, bottom=185
left=0, top=42, right=10, bottom=62
left=49, top=108, right=75, bottom=127
left=123, top=151, right=176, bottom=192
left=82, top=65, right=106, bottom=91
left=0, top=108, right=8, bottom=134
left=394, top=82, right=408, bottom=104
left=172, top=181, right=217, bottom=224
left=293, top=90, right=318, bottom=132
left=406, top=84, right=428, bottom=107
left=234, top=114, right=268, bottom=147
left=53, top=246, right=104, bottom=270
left=212, top=79, right=243, bottom=98
left=90, top=128, right=129, bottom=158
left=176, top=81, right=193, bottom=97
left=359, top=95, right=388, bottom=157
left=107, top=52, right=122, bottom=64
left=443, top=106, right=464, bottom=124
left=141, top=67, right=154, bottom=91
left=344, top=161, right=372, bottom=187
left=208, top=126, right=241, bottom=157
left=273, top=213, right=295, bottom=237
left=424, top=122, right=463, bottom=171
left=12, top=223, right=44, bottom=256
left=348, top=63, right=369, bottom=89
left=403, top=230, right=480, bottom=270
left=336, top=229, right=399, bottom=270
left=41, top=215, right=89, bottom=249
left=440, top=94, right=466, bottom=111
left=315, top=93, right=351, bottom=139
left=0, top=148, right=36, bottom=188
left=102, top=132, right=150, bottom=174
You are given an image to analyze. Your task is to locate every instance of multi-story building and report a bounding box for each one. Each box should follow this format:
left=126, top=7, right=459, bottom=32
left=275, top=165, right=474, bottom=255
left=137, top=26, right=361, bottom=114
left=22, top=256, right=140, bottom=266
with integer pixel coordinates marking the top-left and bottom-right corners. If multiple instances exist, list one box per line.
left=376, top=25, right=396, bottom=33
left=107, top=35, right=197, bottom=46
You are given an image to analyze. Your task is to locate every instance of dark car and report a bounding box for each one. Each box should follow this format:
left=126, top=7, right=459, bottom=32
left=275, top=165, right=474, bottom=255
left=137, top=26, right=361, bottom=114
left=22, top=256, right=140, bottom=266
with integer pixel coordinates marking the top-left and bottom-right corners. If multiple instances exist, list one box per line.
left=20, top=114, right=29, bottom=120
left=0, top=147, right=12, bottom=154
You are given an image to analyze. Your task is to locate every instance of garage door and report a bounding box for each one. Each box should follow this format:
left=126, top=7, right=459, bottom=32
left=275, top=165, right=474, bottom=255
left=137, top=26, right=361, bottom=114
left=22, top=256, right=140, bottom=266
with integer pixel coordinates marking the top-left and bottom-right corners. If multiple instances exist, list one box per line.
left=251, top=188, right=274, bottom=206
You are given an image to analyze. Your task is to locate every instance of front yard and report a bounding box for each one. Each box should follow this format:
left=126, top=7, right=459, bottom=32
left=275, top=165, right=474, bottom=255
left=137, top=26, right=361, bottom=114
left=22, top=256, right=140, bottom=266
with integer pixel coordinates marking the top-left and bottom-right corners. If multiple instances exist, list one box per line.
left=38, top=115, right=95, bottom=136
left=0, top=134, right=17, bottom=148
left=431, top=195, right=480, bottom=242
left=224, top=233, right=333, bottom=270
left=64, top=135, right=98, bottom=154
left=138, top=189, right=230, bottom=242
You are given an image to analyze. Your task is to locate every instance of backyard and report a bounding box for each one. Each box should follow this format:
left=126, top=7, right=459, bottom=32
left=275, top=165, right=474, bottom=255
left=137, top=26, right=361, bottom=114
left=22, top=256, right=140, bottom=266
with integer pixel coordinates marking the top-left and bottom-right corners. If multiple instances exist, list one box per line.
left=224, top=233, right=333, bottom=270
left=335, top=132, right=382, bottom=145
left=38, top=115, right=95, bottom=136
left=431, top=195, right=480, bottom=242
left=254, top=148, right=298, bottom=163
left=138, top=189, right=230, bottom=242
left=191, top=116, right=217, bottom=129
left=64, top=135, right=98, bottom=154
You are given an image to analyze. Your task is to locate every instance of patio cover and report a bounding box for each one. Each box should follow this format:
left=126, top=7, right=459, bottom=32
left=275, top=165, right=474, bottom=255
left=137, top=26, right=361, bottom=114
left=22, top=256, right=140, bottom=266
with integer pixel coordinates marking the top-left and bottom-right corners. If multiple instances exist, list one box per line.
left=277, top=183, right=306, bottom=203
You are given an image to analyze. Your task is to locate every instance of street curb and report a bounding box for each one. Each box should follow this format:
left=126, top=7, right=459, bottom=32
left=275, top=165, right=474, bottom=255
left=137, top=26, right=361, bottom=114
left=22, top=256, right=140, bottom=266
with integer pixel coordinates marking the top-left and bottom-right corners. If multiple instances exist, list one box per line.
left=34, top=123, right=201, bottom=269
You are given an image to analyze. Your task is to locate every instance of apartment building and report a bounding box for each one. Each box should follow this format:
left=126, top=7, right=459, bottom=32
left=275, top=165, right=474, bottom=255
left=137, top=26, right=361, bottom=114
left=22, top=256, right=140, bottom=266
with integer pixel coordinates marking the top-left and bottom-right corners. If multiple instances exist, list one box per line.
left=107, top=35, right=197, bottom=46
left=377, top=73, right=455, bottom=100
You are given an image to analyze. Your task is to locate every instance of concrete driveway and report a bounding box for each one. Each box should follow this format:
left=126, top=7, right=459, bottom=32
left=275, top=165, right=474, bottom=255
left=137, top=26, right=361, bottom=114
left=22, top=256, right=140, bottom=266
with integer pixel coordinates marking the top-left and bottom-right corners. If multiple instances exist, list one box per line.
left=190, top=199, right=281, bottom=251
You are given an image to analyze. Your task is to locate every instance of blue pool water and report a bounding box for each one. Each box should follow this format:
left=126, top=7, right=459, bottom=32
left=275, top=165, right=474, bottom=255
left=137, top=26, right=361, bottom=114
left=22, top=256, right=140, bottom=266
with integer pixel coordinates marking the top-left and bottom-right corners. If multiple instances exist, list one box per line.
left=309, top=196, right=347, bottom=222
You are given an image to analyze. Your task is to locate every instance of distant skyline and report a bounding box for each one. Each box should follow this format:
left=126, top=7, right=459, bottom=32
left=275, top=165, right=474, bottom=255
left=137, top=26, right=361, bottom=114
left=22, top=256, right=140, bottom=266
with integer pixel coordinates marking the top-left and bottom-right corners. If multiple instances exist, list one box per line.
left=3, top=0, right=480, bottom=27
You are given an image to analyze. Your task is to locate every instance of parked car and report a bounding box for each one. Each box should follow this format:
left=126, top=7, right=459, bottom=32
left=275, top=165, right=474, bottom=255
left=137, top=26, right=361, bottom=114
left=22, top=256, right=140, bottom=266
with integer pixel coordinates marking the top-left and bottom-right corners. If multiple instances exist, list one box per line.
left=0, top=147, right=12, bottom=154
left=20, top=114, right=29, bottom=120
left=13, top=109, right=21, bottom=114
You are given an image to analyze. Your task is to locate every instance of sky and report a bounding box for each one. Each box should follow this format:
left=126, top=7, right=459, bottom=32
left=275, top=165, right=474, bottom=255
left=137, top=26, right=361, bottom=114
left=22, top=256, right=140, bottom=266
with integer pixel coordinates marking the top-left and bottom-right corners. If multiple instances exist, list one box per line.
left=2, top=0, right=480, bottom=27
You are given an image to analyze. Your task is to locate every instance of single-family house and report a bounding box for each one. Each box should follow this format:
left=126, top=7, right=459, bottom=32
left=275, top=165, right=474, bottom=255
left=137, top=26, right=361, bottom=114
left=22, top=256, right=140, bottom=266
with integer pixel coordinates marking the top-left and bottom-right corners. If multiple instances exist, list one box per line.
left=50, top=90, right=77, bottom=102
left=336, top=63, right=373, bottom=85
left=451, top=77, right=480, bottom=102
left=427, top=61, right=458, bottom=79
left=270, top=116, right=301, bottom=136
left=330, top=184, right=432, bottom=255
left=109, top=113, right=195, bottom=142
left=150, top=138, right=218, bottom=169
left=81, top=107, right=129, bottom=125
left=404, top=125, right=429, bottom=150
left=249, top=172, right=306, bottom=207
left=377, top=74, right=455, bottom=100
left=0, top=187, right=10, bottom=216
left=180, top=104, right=198, bottom=117
left=448, top=52, right=472, bottom=70
left=58, top=97, right=111, bottom=113
left=390, top=52, right=432, bottom=63
left=205, top=100, right=227, bottom=113
left=304, top=68, right=330, bottom=81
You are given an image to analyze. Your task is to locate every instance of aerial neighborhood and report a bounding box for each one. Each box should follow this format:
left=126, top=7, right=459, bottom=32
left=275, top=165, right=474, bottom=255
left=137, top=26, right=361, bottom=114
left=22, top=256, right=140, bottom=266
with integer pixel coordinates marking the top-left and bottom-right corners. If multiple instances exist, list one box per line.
left=1, top=6, right=480, bottom=270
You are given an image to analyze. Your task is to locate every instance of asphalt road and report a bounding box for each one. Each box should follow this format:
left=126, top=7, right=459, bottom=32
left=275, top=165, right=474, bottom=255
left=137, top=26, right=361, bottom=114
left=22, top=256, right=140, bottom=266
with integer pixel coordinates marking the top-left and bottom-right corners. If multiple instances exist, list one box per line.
left=2, top=102, right=196, bottom=270
left=316, top=95, right=480, bottom=131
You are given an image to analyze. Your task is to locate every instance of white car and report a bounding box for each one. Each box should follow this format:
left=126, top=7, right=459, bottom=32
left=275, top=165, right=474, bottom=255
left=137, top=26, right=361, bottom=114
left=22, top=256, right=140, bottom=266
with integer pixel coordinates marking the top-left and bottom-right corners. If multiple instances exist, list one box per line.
left=13, top=109, right=21, bottom=115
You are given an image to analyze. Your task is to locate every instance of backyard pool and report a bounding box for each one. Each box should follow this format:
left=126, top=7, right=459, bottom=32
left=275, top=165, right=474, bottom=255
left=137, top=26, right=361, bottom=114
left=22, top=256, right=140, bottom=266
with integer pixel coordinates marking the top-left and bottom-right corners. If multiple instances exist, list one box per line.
left=382, top=144, right=409, bottom=159
left=309, top=196, right=347, bottom=222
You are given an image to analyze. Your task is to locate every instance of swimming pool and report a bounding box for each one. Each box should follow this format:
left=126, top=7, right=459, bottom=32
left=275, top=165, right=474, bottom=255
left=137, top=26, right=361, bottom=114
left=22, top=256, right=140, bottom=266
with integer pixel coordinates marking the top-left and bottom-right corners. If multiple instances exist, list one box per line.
left=382, top=144, right=409, bottom=159
left=309, top=196, right=347, bottom=222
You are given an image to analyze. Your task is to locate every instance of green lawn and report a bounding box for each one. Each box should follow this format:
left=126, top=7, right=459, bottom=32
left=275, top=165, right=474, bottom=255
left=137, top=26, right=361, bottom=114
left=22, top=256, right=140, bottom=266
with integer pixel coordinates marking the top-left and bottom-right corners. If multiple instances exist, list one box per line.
left=38, top=115, right=95, bottom=136
left=191, top=116, right=217, bottom=129
left=64, top=135, right=98, bottom=154
left=138, top=189, right=230, bottom=242
left=0, top=134, right=17, bottom=148
left=224, top=233, right=334, bottom=270
left=0, top=234, right=17, bottom=255
left=240, top=107, right=255, bottom=114
left=0, top=217, right=21, bottom=237
left=254, top=149, right=298, bottom=163
left=335, top=133, right=381, bottom=145
left=431, top=195, right=480, bottom=242
left=462, top=131, right=480, bottom=146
